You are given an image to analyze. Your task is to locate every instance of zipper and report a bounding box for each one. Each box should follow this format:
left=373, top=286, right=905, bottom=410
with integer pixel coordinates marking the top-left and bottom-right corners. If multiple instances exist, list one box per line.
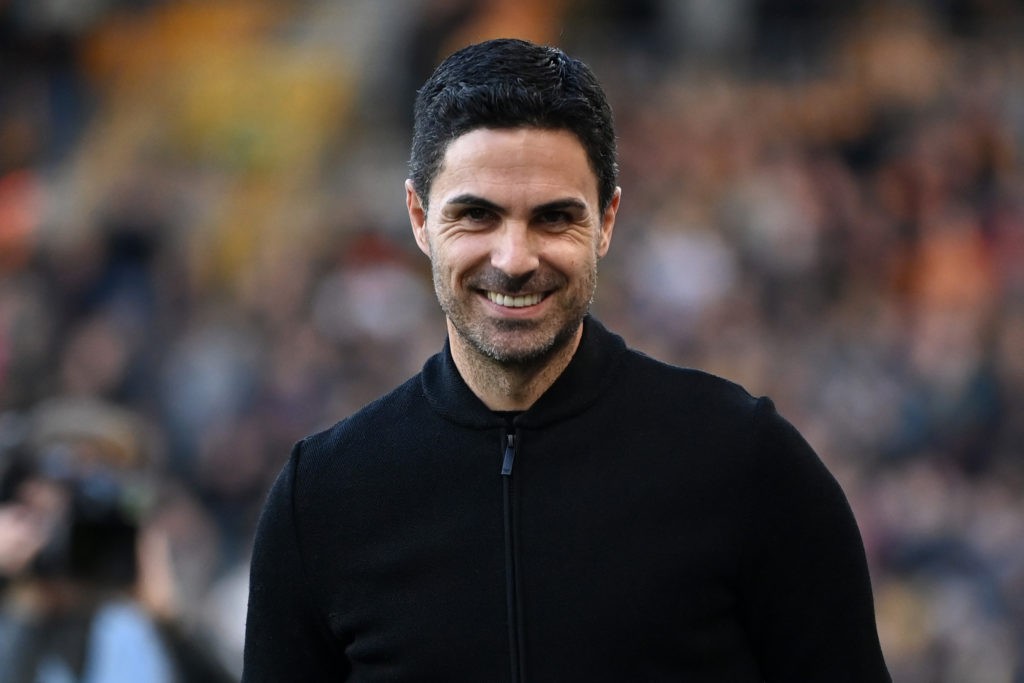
left=501, top=431, right=523, bottom=682
left=501, top=432, right=516, bottom=475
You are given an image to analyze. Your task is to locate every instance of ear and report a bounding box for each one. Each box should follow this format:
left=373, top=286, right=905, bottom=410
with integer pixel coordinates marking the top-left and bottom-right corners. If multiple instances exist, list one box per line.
left=596, top=187, right=621, bottom=258
left=406, top=179, right=431, bottom=257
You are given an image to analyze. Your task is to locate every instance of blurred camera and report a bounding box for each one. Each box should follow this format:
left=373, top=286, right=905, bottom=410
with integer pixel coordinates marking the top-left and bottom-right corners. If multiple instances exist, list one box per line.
left=0, top=399, right=155, bottom=588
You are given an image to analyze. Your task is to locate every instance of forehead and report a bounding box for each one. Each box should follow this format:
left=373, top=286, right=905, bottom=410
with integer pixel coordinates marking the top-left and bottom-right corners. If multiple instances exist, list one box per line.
left=432, top=127, right=599, bottom=206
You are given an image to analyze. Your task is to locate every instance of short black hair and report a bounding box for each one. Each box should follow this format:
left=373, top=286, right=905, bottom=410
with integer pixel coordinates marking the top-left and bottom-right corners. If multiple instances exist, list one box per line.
left=409, top=38, right=618, bottom=211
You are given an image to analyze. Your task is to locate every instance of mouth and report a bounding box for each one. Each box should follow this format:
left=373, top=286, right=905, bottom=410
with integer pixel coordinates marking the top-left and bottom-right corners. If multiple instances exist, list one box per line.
left=485, top=291, right=546, bottom=308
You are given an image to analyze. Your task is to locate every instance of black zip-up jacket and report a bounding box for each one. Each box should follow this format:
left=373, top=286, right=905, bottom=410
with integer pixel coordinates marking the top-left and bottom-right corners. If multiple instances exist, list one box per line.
left=242, top=317, right=891, bottom=681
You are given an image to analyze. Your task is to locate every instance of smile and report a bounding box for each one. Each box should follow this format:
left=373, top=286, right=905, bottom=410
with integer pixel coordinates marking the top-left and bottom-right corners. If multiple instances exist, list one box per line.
left=486, top=291, right=545, bottom=308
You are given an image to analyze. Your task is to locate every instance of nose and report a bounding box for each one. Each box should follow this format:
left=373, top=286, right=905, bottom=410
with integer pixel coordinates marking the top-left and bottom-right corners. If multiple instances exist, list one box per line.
left=490, top=222, right=539, bottom=279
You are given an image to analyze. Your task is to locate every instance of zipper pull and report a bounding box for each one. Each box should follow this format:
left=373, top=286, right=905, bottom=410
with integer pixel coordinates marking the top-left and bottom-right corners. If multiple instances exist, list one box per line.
left=501, top=433, right=516, bottom=476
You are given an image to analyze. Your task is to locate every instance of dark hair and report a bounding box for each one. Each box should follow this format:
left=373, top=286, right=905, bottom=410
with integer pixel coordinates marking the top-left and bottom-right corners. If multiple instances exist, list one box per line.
left=409, top=38, right=618, bottom=211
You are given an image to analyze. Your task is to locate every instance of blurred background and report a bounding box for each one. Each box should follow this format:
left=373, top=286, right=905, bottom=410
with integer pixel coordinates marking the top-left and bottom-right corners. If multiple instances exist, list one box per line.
left=0, top=0, right=1022, bottom=680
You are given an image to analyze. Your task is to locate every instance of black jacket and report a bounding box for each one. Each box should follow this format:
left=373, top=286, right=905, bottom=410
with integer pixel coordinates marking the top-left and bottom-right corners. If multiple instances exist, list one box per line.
left=243, top=317, right=890, bottom=681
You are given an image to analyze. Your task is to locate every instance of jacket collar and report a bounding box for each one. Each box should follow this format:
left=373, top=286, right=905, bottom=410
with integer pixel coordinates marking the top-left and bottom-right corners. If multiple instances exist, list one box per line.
left=421, top=316, right=628, bottom=430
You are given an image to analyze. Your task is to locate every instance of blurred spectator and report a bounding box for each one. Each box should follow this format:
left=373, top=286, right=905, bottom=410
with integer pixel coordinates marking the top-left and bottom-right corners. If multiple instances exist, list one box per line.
left=0, top=398, right=235, bottom=682
left=0, top=398, right=177, bottom=682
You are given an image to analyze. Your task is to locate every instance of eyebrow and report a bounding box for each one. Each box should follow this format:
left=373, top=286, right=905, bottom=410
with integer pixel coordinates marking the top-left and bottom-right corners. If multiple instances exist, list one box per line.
left=445, top=194, right=504, bottom=213
left=533, top=198, right=588, bottom=215
left=444, top=194, right=588, bottom=215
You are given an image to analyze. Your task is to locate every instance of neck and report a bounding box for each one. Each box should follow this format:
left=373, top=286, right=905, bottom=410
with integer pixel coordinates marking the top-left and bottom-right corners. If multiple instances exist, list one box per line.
left=449, top=322, right=583, bottom=411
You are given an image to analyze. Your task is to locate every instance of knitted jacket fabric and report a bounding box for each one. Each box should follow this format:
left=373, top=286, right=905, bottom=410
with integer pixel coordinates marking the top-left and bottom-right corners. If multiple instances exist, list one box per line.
left=242, top=317, right=891, bottom=682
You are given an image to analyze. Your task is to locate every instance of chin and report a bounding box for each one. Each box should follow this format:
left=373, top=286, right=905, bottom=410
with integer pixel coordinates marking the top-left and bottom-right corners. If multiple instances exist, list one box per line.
left=473, top=320, right=579, bottom=367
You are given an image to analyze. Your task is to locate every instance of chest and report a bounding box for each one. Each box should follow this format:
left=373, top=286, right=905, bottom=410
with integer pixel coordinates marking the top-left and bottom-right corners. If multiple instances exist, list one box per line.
left=303, top=423, right=758, bottom=679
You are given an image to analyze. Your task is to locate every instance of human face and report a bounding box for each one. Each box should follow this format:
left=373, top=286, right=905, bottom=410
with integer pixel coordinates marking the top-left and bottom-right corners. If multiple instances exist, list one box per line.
left=407, top=127, right=619, bottom=367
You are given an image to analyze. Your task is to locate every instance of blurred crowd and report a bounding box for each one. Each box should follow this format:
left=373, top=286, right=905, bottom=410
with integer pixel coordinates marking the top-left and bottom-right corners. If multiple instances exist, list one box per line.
left=1, top=0, right=1022, bottom=680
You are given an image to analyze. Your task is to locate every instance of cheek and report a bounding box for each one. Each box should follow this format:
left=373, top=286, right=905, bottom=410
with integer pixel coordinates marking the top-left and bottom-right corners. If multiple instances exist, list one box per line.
left=433, top=235, right=490, bottom=274
left=553, top=242, right=598, bottom=274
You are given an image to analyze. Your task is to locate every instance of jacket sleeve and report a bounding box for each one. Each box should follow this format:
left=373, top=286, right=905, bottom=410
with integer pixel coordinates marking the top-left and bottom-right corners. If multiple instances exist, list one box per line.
left=242, top=441, right=350, bottom=681
left=741, top=398, right=891, bottom=682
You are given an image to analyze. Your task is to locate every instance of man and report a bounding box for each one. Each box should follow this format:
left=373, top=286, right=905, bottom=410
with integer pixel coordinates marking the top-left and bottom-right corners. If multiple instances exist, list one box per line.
left=243, top=38, right=891, bottom=681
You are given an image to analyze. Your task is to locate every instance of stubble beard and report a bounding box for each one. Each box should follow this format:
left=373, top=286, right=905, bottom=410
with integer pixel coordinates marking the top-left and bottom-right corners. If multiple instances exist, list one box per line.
left=432, top=260, right=597, bottom=371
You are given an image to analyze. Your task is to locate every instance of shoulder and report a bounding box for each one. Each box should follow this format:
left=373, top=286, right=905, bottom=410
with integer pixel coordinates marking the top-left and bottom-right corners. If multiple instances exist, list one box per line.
left=302, top=372, right=426, bottom=456
left=618, top=346, right=766, bottom=416
left=281, top=371, right=437, bottom=501
left=620, top=349, right=836, bottom=487
left=606, top=346, right=805, bottom=471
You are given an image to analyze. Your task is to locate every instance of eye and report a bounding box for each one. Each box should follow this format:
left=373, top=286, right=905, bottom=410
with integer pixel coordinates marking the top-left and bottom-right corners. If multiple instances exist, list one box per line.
left=536, top=210, right=571, bottom=227
left=463, top=207, right=496, bottom=223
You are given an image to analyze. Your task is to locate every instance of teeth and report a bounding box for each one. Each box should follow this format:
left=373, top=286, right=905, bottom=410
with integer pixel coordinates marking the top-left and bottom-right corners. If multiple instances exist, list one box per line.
left=487, top=291, right=543, bottom=308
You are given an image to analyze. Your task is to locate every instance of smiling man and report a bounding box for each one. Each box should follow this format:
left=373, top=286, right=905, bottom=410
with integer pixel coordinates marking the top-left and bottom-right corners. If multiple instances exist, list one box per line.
left=242, top=39, right=891, bottom=682
left=407, top=125, right=617, bottom=409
